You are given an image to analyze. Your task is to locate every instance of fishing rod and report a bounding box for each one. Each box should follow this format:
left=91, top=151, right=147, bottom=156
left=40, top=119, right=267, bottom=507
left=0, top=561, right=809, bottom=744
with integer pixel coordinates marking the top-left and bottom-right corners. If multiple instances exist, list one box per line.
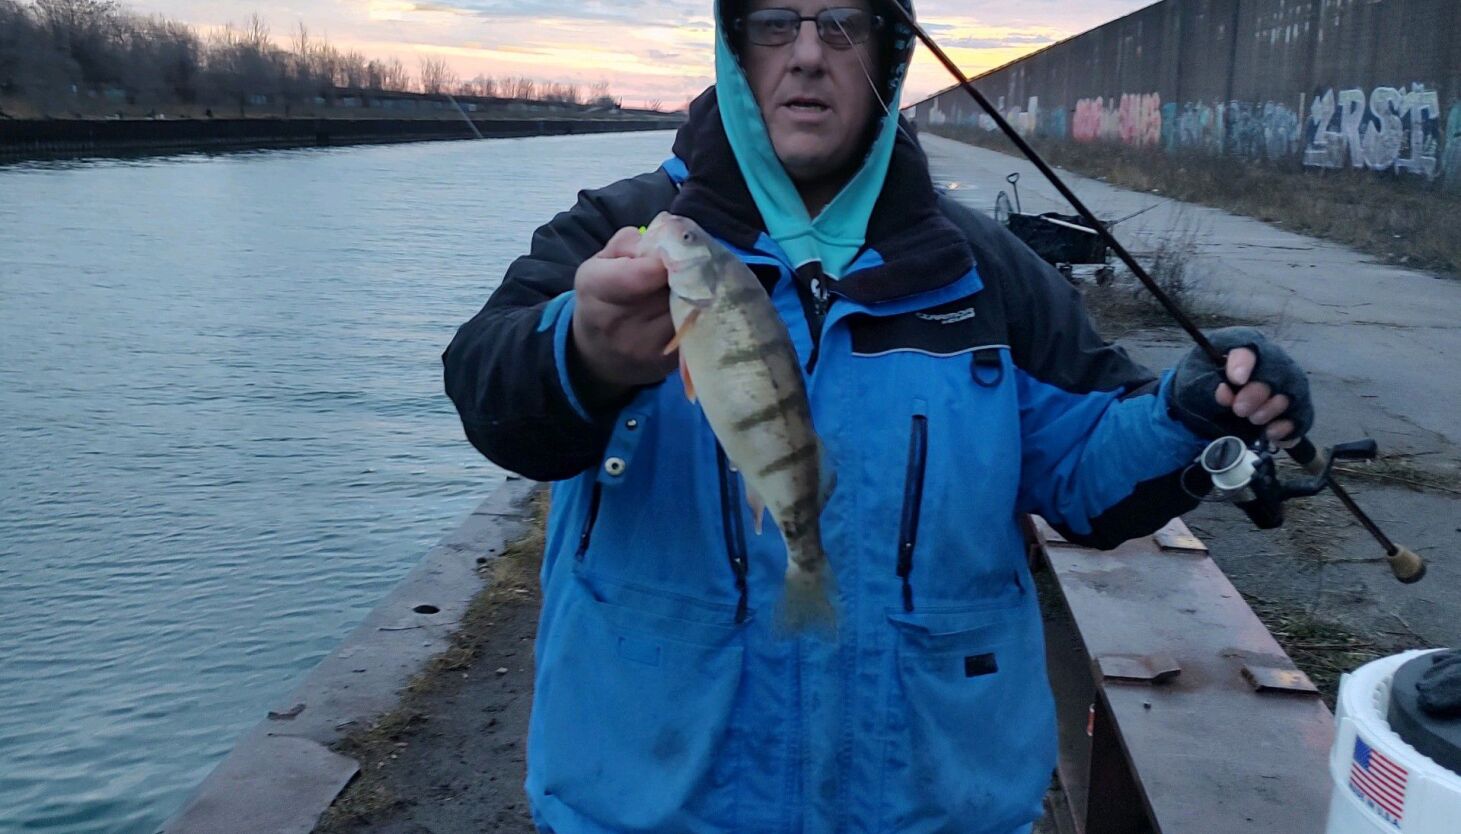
left=887, top=3, right=1425, bottom=584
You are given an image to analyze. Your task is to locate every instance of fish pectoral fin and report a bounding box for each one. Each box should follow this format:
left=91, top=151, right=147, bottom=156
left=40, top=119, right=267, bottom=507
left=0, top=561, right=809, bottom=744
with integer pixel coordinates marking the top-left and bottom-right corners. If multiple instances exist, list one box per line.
left=679, top=353, right=696, bottom=403
left=742, top=477, right=766, bottom=535
left=817, top=437, right=837, bottom=510
left=661, top=308, right=701, bottom=356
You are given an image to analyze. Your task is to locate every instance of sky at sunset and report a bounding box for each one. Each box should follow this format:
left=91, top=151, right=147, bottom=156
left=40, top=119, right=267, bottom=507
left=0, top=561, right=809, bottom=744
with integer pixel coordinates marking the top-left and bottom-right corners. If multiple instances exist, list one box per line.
left=127, top=1, right=1158, bottom=108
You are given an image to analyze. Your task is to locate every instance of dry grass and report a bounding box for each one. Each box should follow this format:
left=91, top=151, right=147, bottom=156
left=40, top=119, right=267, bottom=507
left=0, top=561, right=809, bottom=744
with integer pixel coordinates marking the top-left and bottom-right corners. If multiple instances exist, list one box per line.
left=316, top=492, right=548, bottom=832
left=1274, top=488, right=1352, bottom=566
left=1240, top=592, right=1386, bottom=706
left=1077, top=212, right=1261, bottom=340
left=932, top=126, right=1461, bottom=278
left=1331, top=455, right=1461, bottom=496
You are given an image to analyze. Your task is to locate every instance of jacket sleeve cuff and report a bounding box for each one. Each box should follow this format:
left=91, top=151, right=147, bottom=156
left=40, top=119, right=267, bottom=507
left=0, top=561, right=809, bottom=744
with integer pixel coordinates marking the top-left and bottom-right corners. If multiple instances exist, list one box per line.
left=538, top=291, right=594, bottom=423
left=1154, top=369, right=1208, bottom=455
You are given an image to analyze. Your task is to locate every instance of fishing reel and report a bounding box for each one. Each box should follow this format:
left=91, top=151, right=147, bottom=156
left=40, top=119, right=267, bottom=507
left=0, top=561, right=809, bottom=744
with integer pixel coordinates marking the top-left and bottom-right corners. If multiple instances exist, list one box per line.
left=1197, top=435, right=1379, bottom=529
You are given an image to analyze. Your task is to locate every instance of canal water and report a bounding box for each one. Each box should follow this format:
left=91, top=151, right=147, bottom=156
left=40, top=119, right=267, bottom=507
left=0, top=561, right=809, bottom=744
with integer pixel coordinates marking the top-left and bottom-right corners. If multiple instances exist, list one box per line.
left=0, top=131, right=675, bottom=832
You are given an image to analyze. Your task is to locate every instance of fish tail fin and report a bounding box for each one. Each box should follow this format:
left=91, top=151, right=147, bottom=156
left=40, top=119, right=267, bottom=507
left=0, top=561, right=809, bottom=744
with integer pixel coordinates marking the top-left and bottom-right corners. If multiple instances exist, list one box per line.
left=776, top=557, right=837, bottom=636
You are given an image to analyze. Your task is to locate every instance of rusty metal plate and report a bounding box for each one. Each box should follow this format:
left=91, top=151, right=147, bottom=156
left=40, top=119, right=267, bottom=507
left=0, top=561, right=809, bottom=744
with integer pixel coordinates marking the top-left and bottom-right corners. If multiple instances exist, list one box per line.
left=1154, top=518, right=1208, bottom=553
left=1095, top=654, right=1182, bottom=685
left=1242, top=663, right=1321, bottom=696
left=1030, top=515, right=1075, bottom=546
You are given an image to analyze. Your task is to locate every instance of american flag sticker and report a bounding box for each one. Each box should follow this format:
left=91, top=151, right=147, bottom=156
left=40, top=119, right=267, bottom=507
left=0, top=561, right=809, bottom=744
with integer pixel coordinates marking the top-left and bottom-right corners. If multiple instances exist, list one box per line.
left=1349, top=735, right=1408, bottom=827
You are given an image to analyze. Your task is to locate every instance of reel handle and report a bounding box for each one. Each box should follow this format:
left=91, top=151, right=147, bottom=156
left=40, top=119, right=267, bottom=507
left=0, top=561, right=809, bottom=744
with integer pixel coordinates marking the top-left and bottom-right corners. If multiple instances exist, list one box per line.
left=1285, top=439, right=1425, bottom=583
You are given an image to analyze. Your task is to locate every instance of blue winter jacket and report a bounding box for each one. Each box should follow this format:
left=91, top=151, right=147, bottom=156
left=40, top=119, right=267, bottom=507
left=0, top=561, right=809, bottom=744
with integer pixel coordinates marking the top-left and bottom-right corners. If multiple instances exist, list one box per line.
left=443, top=89, right=1207, bottom=834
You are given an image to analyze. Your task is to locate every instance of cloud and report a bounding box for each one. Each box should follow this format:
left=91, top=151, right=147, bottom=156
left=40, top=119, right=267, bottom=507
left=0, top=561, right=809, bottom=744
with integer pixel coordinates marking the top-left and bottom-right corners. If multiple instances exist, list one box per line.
left=939, top=33, right=1055, bottom=50
left=126, top=0, right=1154, bottom=106
left=391, top=0, right=712, bottom=29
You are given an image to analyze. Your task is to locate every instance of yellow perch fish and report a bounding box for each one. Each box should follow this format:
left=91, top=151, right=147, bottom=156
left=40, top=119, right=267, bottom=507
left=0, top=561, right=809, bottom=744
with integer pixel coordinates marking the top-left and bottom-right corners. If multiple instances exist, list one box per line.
left=638, top=212, right=836, bottom=629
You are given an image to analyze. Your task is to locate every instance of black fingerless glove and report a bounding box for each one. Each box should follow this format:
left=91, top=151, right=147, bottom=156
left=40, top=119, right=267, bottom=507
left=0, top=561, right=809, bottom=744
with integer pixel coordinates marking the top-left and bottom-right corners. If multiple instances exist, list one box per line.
left=1418, top=649, right=1461, bottom=717
left=1167, top=327, right=1314, bottom=441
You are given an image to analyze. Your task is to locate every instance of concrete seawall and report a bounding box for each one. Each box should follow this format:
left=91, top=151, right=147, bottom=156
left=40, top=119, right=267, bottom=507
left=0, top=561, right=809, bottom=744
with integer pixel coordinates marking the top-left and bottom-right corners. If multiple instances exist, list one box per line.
left=0, top=116, right=682, bottom=162
left=909, top=0, right=1461, bottom=190
left=161, top=480, right=539, bottom=834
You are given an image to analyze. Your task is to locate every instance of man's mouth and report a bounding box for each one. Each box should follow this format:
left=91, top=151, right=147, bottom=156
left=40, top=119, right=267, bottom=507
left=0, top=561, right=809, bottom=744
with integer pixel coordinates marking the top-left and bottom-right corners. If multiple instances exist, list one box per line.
left=784, top=97, right=830, bottom=113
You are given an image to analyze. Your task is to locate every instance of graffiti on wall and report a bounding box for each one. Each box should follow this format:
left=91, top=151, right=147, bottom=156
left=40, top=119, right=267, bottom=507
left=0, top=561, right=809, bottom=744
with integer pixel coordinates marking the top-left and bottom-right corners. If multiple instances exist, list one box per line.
left=1227, top=101, right=1303, bottom=161
left=1162, top=101, right=1222, bottom=153
left=924, top=94, right=1066, bottom=140
left=1158, top=99, right=1302, bottom=160
left=1442, top=103, right=1461, bottom=190
left=1303, top=84, right=1444, bottom=178
left=1072, top=93, right=1162, bottom=147
left=917, top=83, right=1457, bottom=187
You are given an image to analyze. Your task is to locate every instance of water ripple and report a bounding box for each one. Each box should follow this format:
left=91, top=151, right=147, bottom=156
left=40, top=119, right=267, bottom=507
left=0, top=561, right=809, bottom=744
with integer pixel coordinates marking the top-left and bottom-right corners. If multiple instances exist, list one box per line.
left=0, top=131, right=674, bottom=832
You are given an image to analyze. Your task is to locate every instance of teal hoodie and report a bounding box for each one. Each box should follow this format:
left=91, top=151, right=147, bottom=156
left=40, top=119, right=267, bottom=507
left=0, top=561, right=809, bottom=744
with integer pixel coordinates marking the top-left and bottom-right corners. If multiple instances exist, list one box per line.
left=713, top=0, right=916, bottom=278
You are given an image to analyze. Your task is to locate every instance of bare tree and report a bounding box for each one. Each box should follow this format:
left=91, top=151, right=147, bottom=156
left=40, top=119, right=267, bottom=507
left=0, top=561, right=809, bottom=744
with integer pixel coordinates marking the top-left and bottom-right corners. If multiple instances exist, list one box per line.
left=290, top=20, right=309, bottom=63
left=33, top=0, right=121, bottom=85
left=378, top=57, right=410, bottom=92
left=547, top=82, right=581, bottom=104
left=416, top=56, right=455, bottom=95
left=0, top=0, right=640, bottom=117
left=337, top=50, right=366, bottom=89
left=465, top=73, right=495, bottom=98
left=503, top=75, right=536, bottom=101
left=241, top=12, right=269, bottom=51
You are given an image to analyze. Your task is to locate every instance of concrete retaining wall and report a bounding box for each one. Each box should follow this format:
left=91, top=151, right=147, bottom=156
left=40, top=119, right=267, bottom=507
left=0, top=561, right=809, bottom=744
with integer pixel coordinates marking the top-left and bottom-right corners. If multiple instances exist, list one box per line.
left=161, top=480, right=539, bottom=834
left=909, top=0, right=1461, bottom=188
left=0, top=116, right=682, bottom=161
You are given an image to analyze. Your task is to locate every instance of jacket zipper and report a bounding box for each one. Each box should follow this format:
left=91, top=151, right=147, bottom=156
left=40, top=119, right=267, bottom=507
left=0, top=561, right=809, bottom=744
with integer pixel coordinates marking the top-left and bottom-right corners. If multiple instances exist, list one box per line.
left=896, top=414, right=929, bottom=612
left=715, top=446, right=751, bottom=623
left=794, top=263, right=833, bottom=373
left=574, top=481, right=603, bottom=561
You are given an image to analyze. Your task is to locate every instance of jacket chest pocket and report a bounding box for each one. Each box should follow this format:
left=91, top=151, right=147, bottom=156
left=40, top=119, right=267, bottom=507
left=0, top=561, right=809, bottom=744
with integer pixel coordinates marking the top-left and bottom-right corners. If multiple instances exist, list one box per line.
left=573, top=399, right=749, bottom=614
left=877, top=601, right=1055, bottom=834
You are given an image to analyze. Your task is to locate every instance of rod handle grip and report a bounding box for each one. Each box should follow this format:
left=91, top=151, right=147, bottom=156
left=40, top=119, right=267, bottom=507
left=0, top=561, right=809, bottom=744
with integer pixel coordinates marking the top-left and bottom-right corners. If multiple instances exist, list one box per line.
left=1389, top=545, right=1426, bottom=584
left=1286, top=437, right=1327, bottom=476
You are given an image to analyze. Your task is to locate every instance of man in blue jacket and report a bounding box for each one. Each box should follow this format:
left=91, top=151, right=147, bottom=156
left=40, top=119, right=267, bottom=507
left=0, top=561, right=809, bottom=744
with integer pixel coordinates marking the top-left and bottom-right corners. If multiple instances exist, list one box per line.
left=444, top=1, right=1312, bottom=831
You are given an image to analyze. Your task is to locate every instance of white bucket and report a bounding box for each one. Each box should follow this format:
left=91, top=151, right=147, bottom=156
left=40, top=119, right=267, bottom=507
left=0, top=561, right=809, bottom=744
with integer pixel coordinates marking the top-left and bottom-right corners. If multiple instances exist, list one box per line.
left=1325, top=650, right=1461, bottom=834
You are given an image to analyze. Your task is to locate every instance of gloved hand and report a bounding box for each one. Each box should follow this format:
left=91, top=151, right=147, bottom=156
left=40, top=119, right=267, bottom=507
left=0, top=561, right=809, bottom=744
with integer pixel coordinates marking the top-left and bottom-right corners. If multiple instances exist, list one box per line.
left=1167, top=327, right=1314, bottom=442
left=1417, top=649, right=1461, bottom=717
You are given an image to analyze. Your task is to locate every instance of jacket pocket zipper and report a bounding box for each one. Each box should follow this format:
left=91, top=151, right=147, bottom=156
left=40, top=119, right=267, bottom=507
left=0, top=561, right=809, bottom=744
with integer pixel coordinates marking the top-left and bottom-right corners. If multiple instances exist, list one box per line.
left=715, top=445, right=750, bottom=623
left=575, top=482, right=603, bottom=561
left=897, top=414, right=929, bottom=612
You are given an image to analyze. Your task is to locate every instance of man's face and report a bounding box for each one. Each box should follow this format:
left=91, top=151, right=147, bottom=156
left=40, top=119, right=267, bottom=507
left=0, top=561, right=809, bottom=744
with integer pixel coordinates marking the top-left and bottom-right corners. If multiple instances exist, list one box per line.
left=739, top=1, right=883, bottom=184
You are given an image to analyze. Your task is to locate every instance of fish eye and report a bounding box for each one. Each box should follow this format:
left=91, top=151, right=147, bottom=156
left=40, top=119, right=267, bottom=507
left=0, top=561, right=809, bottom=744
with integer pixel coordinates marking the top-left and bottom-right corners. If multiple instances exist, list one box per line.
left=681, top=231, right=693, bottom=242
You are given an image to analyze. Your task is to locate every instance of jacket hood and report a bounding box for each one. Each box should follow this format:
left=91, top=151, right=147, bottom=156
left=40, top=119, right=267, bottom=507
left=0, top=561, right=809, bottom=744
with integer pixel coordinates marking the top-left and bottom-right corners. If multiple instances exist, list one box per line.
left=711, top=0, right=917, bottom=279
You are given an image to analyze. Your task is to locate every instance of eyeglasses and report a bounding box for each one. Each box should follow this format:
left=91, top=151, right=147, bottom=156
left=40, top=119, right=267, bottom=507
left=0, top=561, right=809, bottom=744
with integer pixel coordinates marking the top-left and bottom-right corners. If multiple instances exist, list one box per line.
left=735, top=7, right=885, bottom=49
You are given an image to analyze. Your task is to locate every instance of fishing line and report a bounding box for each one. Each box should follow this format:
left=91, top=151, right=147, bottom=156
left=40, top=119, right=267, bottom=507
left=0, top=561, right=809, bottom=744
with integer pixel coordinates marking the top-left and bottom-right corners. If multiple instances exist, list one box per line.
left=827, top=11, right=920, bottom=150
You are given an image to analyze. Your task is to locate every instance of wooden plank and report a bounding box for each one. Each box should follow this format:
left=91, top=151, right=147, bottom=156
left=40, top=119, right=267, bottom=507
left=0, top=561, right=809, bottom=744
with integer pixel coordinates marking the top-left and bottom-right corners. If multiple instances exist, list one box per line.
left=1035, top=522, right=1335, bottom=834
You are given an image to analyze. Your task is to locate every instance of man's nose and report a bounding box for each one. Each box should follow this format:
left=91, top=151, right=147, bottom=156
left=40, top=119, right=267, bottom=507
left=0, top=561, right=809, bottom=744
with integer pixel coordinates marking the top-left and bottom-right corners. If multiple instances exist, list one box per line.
left=787, top=20, right=827, bottom=74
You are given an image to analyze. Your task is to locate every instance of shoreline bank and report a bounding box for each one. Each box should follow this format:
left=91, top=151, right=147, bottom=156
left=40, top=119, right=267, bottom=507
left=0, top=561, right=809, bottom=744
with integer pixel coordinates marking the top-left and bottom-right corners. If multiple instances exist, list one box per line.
left=160, top=480, right=540, bottom=833
left=0, top=115, right=681, bottom=163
